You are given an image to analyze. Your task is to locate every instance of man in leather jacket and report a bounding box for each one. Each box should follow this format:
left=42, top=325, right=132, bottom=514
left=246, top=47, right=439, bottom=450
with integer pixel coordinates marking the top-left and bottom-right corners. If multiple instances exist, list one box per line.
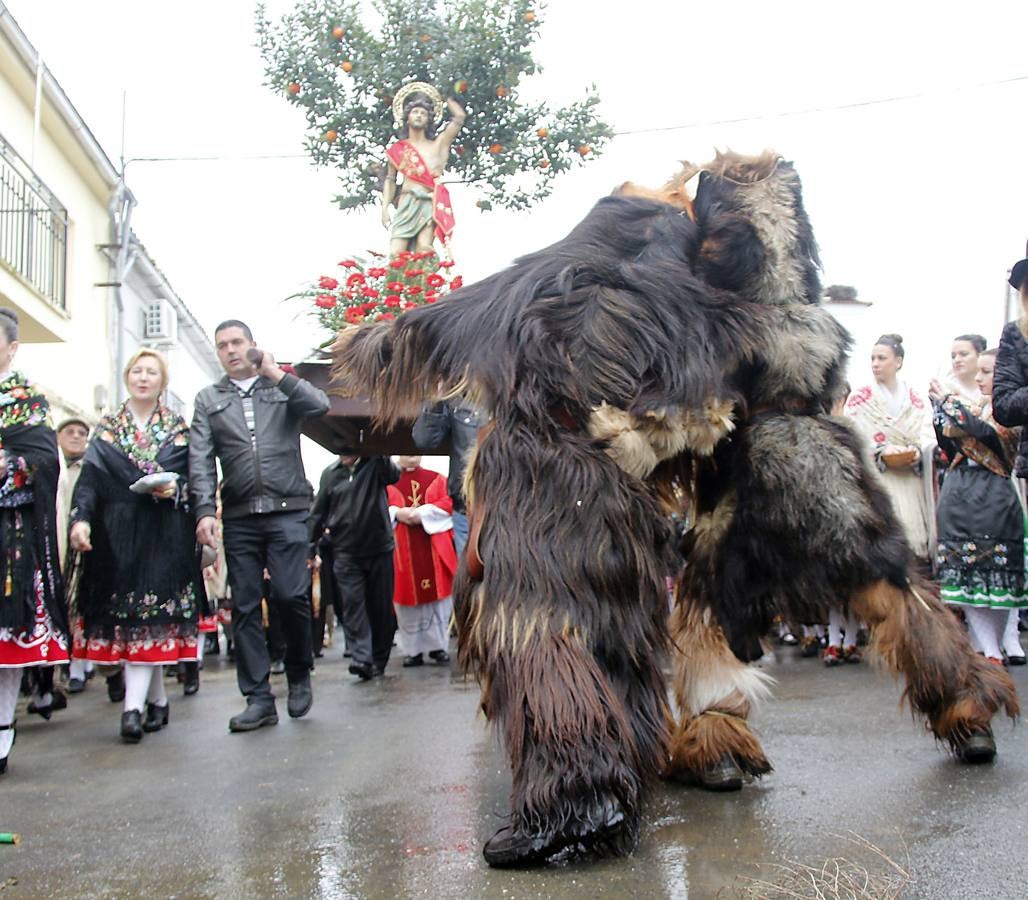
left=191, top=320, right=329, bottom=732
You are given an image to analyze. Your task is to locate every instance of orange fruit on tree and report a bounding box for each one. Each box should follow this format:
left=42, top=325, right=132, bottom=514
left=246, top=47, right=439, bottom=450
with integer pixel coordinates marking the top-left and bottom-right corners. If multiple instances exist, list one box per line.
left=454, top=80, right=469, bottom=93
left=332, top=26, right=344, bottom=39
left=495, top=85, right=508, bottom=98
left=536, top=127, right=549, bottom=138
left=420, top=34, right=430, bottom=42
left=324, top=130, right=338, bottom=143
left=489, top=143, right=503, bottom=155
left=287, top=82, right=301, bottom=95
left=341, top=60, right=353, bottom=73
left=578, top=145, right=591, bottom=156
left=524, top=11, right=536, bottom=22
left=539, top=159, right=550, bottom=169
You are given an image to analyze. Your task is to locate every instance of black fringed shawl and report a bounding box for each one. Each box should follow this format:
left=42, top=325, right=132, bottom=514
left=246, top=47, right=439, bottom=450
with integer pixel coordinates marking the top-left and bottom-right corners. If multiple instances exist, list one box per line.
left=0, top=373, right=66, bottom=634
left=71, top=404, right=203, bottom=639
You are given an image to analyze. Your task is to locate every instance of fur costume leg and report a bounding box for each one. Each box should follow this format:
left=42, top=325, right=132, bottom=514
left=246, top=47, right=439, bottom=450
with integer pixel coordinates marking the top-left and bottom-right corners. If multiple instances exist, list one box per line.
left=666, top=598, right=773, bottom=784
left=851, top=580, right=1019, bottom=751
left=455, top=425, right=673, bottom=863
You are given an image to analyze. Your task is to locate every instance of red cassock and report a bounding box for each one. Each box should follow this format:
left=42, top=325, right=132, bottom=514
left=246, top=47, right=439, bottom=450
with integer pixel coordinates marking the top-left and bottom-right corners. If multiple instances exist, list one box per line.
left=388, top=467, right=458, bottom=605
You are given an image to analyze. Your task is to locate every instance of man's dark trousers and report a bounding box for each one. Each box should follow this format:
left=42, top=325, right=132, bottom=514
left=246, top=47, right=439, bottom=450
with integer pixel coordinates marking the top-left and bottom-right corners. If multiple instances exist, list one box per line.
left=333, top=551, right=395, bottom=671
left=225, top=509, right=313, bottom=701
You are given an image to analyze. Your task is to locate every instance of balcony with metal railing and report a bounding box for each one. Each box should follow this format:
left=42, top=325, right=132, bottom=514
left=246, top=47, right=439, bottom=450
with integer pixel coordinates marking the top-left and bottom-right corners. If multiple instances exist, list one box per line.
left=0, top=131, right=68, bottom=312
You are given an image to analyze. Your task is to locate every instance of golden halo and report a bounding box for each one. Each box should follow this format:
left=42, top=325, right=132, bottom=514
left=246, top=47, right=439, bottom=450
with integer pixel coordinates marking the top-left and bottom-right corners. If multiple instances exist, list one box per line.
left=392, top=82, right=443, bottom=129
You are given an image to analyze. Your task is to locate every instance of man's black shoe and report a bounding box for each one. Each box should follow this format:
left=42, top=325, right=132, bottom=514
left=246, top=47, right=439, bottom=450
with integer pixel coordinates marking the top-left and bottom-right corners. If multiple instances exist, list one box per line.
left=402, top=654, right=424, bottom=667
left=373, top=664, right=386, bottom=677
left=143, top=702, right=169, bottom=733
left=270, top=659, right=286, bottom=676
left=348, top=662, right=374, bottom=681
left=429, top=649, right=450, bottom=664
left=106, top=671, right=125, bottom=703
left=287, top=676, right=313, bottom=718
left=67, top=677, right=86, bottom=694
left=120, top=710, right=144, bottom=743
left=228, top=702, right=278, bottom=732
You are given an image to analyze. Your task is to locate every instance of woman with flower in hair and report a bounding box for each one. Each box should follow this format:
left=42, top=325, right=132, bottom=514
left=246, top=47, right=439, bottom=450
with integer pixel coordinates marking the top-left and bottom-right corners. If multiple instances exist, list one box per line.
left=70, top=349, right=204, bottom=743
left=0, top=307, right=68, bottom=776
left=846, top=334, right=933, bottom=567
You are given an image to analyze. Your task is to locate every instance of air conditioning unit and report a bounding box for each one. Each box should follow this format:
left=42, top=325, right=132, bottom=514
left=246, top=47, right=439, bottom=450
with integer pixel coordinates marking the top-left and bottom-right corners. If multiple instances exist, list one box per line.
left=144, top=299, right=177, bottom=340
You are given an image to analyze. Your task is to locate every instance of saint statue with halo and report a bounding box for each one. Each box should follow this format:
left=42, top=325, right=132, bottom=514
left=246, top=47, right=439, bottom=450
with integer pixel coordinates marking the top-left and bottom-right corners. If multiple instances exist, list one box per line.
left=381, top=82, right=466, bottom=258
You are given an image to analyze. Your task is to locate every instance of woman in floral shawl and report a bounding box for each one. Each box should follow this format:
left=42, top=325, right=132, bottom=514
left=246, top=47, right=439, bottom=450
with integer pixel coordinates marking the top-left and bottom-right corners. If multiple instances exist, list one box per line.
left=0, top=308, right=68, bottom=776
left=930, top=349, right=1028, bottom=665
left=845, top=334, right=933, bottom=562
left=70, top=349, right=203, bottom=744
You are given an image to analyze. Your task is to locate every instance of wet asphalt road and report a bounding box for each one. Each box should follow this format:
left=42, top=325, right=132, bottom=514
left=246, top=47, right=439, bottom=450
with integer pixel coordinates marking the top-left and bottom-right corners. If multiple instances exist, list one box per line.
left=2, top=638, right=1028, bottom=899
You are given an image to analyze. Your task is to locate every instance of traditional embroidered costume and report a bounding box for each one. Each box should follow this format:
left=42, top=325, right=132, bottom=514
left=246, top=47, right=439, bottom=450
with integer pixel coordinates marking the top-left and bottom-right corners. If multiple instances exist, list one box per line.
left=845, top=382, right=934, bottom=558
left=71, top=403, right=203, bottom=665
left=387, top=465, right=457, bottom=657
left=934, top=396, right=1027, bottom=610
left=0, top=373, right=67, bottom=774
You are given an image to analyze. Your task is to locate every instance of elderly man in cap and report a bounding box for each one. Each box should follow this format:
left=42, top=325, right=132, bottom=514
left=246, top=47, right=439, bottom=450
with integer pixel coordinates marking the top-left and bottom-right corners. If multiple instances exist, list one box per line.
left=308, top=452, right=400, bottom=680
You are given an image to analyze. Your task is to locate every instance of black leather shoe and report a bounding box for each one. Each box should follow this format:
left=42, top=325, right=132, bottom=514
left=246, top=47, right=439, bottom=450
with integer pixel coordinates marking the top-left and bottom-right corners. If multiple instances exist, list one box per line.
left=402, top=654, right=424, bottom=667
left=348, top=662, right=374, bottom=681
left=182, top=662, right=200, bottom=696
left=67, top=677, right=86, bottom=694
left=120, top=710, right=144, bottom=743
left=27, top=698, right=53, bottom=721
left=228, top=702, right=278, bottom=733
left=429, top=650, right=450, bottom=664
left=373, top=664, right=386, bottom=677
left=287, top=676, right=313, bottom=718
left=1006, top=654, right=1027, bottom=666
left=956, top=727, right=997, bottom=764
left=106, top=671, right=125, bottom=703
left=143, top=702, right=169, bottom=733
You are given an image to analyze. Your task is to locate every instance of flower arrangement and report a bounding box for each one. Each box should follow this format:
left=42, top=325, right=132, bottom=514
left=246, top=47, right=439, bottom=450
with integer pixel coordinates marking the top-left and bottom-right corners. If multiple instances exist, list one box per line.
left=299, top=249, right=463, bottom=338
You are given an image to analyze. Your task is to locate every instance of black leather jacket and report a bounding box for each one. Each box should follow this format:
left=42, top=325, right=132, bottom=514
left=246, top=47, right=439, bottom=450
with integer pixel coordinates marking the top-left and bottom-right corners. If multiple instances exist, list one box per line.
left=411, top=400, right=485, bottom=513
left=189, top=373, right=330, bottom=520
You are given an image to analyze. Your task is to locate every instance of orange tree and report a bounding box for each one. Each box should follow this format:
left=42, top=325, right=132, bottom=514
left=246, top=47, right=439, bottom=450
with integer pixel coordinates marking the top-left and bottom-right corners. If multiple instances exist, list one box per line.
left=255, top=0, right=611, bottom=211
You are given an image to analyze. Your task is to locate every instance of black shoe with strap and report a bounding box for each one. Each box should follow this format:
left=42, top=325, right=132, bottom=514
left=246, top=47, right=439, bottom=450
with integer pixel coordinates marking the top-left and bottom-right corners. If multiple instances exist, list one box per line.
left=120, top=710, right=144, bottom=744
left=402, top=654, right=424, bottom=668
left=0, top=721, right=15, bottom=775
left=143, top=702, right=169, bottom=733
left=182, top=662, right=200, bottom=696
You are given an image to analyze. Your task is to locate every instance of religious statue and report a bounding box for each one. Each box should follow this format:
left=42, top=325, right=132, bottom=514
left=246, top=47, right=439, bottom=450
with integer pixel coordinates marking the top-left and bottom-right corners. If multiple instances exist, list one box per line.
left=381, top=82, right=466, bottom=258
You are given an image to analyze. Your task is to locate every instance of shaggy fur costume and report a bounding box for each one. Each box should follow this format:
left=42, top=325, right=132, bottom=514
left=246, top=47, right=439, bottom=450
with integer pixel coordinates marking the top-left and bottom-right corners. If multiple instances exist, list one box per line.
left=335, top=151, right=1017, bottom=864
left=625, top=152, right=1019, bottom=779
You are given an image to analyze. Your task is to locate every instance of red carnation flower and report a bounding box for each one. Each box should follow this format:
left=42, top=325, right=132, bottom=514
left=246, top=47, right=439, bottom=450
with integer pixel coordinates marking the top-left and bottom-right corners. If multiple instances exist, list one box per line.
left=318, top=275, right=339, bottom=290
left=386, top=281, right=405, bottom=292
left=398, top=251, right=413, bottom=260
left=403, top=300, right=417, bottom=310
left=406, top=285, right=423, bottom=295
left=339, top=259, right=358, bottom=268
left=405, top=269, right=425, bottom=278
left=380, top=312, right=395, bottom=320
left=425, top=295, right=439, bottom=304
left=346, top=273, right=366, bottom=287
left=450, top=276, right=463, bottom=289
left=361, top=287, right=380, bottom=299
left=438, top=259, right=455, bottom=269
left=389, top=259, right=404, bottom=269
left=345, top=307, right=363, bottom=322
left=342, top=290, right=355, bottom=299
left=315, top=293, right=337, bottom=309
left=412, top=250, right=434, bottom=261
left=367, top=267, right=388, bottom=278
left=426, top=273, right=446, bottom=288
left=384, top=295, right=401, bottom=307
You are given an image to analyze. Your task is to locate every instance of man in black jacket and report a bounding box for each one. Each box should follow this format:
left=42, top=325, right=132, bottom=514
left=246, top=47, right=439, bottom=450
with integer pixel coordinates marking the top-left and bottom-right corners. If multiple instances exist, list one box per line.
left=308, top=453, right=400, bottom=680
left=192, top=320, right=330, bottom=731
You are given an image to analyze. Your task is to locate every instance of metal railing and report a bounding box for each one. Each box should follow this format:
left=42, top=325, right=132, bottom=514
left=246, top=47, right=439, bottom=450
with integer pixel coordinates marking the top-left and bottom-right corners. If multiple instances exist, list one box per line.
left=0, top=133, right=68, bottom=311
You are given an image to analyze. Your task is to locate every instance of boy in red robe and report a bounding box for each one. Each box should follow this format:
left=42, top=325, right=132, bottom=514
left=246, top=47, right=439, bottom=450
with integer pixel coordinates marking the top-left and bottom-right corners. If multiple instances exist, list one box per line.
left=388, top=456, right=457, bottom=666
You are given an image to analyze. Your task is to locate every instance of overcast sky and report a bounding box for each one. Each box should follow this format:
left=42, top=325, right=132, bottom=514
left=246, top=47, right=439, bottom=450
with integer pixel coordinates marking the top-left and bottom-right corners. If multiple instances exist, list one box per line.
left=8, top=0, right=1028, bottom=402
